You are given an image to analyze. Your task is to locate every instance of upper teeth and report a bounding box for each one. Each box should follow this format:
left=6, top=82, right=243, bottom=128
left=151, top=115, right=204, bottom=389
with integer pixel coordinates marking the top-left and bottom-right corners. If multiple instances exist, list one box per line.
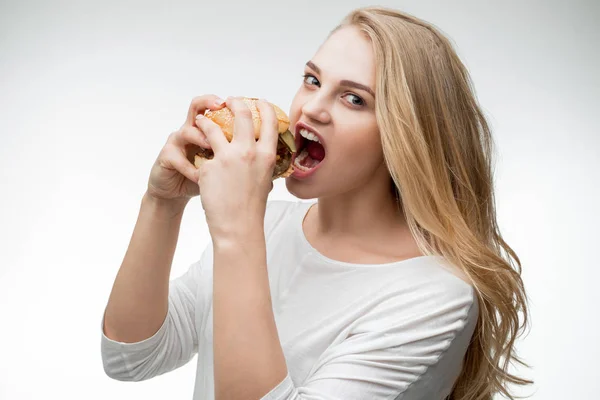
left=299, top=128, right=321, bottom=143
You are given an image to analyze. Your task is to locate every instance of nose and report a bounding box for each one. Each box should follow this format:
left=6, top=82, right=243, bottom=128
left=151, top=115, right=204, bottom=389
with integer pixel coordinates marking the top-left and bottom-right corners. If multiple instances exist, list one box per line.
left=301, top=93, right=331, bottom=125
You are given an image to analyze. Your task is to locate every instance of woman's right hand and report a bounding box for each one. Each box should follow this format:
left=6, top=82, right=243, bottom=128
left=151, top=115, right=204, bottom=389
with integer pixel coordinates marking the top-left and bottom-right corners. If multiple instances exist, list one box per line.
left=146, top=94, right=225, bottom=204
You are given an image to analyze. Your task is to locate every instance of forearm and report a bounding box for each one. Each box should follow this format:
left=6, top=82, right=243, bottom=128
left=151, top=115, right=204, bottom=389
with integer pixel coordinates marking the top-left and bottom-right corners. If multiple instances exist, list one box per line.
left=103, top=192, right=189, bottom=343
left=212, top=230, right=288, bottom=400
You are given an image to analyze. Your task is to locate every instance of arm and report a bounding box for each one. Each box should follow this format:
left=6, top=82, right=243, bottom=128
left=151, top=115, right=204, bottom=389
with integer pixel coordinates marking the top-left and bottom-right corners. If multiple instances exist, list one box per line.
left=101, top=193, right=203, bottom=381
left=103, top=193, right=188, bottom=343
left=101, top=199, right=293, bottom=382
left=212, top=226, right=289, bottom=400
left=100, top=93, right=227, bottom=380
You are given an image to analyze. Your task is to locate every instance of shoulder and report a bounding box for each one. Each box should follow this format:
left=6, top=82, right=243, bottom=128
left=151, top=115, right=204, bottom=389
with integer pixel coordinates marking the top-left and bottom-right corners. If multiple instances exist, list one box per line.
left=358, top=256, right=479, bottom=335
left=422, top=256, right=478, bottom=306
left=416, top=256, right=479, bottom=327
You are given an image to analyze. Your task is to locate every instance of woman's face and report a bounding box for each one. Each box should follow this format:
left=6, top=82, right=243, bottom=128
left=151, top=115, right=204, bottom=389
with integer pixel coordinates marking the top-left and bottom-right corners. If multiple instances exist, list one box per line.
left=285, top=25, right=387, bottom=200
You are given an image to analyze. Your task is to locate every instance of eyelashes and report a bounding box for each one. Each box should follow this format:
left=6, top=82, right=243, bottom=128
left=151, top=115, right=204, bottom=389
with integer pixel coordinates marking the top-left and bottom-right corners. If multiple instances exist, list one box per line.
left=302, top=73, right=366, bottom=108
left=344, top=93, right=364, bottom=106
left=302, top=73, right=320, bottom=86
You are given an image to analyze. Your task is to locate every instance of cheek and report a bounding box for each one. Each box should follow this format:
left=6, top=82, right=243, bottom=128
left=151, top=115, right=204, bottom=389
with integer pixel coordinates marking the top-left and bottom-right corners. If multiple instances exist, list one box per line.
left=334, top=122, right=382, bottom=162
left=288, top=90, right=304, bottom=126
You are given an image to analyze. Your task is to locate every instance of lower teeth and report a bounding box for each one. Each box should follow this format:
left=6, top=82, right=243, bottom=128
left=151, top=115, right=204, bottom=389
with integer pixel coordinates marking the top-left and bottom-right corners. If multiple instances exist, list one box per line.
left=293, top=149, right=320, bottom=171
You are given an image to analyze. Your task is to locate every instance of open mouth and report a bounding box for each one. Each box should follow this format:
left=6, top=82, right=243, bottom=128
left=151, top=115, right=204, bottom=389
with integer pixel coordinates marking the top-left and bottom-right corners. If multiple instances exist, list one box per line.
left=293, top=126, right=326, bottom=172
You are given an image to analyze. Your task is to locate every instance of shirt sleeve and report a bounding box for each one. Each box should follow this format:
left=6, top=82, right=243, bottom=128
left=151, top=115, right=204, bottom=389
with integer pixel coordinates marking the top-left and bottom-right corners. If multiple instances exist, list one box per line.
left=100, top=200, right=297, bottom=382
left=100, top=243, right=211, bottom=381
left=261, top=275, right=479, bottom=400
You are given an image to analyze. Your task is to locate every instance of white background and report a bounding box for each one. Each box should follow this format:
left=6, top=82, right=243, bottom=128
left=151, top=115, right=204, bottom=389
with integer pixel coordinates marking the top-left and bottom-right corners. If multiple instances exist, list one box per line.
left=1, top=0, right=598, bottom=399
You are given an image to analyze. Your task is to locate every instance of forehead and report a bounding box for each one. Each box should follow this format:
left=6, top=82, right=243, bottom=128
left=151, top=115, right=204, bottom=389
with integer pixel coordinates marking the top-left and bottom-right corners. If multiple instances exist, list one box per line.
left=311, top=26, right=375, bottom=85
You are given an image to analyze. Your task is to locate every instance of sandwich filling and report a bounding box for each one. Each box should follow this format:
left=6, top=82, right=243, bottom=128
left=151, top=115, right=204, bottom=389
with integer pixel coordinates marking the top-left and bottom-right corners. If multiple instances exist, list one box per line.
left=273, top=132, right=294, bottom=177
left=294, top=128, right=325, bottom=171
left=195, top=129, right=296, bottom=179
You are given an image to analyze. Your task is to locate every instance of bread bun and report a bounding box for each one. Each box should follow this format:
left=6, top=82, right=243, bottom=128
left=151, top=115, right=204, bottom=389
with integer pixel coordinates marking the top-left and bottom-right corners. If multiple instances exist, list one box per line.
left=203, top=97, right=290, bottom=142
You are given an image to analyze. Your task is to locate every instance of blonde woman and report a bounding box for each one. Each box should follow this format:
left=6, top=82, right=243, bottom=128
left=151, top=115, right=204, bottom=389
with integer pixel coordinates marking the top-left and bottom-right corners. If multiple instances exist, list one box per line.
left=101, top=6, right=531, bottom=400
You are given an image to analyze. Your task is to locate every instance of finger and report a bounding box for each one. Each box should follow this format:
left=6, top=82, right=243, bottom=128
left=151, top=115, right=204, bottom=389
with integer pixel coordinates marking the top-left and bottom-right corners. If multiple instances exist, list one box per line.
left=173, top=125, right=211, bottom=150
left=256, top=99, right=279, bottom=153
left=165, top=144, right=199, bottom=183
left=227, top=97, right=255, bottom=144
left=184, top=94, right=226, bottom=127
left=195, top=114, right=228, bottom=153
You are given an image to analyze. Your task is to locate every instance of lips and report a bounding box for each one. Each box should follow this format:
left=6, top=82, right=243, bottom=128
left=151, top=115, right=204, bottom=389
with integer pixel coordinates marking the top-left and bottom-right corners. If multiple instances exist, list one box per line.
left=290, top=122, right=327, bottom=179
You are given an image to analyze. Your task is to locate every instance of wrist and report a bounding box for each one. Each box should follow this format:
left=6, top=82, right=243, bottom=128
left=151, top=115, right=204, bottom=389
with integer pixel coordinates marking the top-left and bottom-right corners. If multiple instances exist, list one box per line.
left=142, top=192, right=189, bottom=219
left=211, top=221, right=265, bottom=251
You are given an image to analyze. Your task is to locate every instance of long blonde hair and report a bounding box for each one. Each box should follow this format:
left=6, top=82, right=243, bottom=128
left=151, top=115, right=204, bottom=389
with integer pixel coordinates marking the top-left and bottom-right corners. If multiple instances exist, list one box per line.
left=334, top=7, right=532, bottom=400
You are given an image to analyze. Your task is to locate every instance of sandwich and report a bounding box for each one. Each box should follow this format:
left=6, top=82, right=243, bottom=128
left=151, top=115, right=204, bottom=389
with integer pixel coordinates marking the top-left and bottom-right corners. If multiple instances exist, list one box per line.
left=194, top=97, right=296, bottom=179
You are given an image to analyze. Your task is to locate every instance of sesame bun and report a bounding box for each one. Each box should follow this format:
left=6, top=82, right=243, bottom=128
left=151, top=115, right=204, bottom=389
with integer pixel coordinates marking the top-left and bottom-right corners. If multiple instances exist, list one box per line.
left=193, top=97, right=295, bottom=180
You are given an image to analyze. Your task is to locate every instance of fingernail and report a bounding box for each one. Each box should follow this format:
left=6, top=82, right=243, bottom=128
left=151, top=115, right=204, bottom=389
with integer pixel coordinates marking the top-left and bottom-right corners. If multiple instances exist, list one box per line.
left=196, top=114, right=204, bottom=121
left=214, top=98, right=225, bottom=106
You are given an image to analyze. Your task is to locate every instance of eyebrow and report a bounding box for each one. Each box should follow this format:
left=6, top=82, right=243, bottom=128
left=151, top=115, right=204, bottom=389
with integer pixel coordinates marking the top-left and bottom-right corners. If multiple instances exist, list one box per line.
left=305, top=61, right=375, bottom=98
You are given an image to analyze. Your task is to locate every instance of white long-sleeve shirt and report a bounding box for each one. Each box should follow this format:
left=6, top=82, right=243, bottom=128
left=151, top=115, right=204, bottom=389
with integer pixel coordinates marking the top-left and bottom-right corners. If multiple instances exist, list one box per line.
left=101, top=200, right=479, bottom=400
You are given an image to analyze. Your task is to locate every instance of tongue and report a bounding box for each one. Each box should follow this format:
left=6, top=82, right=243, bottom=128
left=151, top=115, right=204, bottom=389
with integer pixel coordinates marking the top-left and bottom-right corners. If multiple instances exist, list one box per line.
left=306, top=141, right=325, bottom=161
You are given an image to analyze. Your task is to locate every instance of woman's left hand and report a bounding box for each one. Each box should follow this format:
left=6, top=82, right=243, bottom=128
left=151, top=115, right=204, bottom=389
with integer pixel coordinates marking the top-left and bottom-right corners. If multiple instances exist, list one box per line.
left=194, top=97, right=279, bottom=242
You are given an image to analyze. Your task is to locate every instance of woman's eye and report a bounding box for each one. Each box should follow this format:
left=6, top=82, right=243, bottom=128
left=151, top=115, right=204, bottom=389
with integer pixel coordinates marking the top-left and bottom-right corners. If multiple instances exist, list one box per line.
left=344, top=93, right=365, bottom=107
left=303, top=74, right=320, bottom=86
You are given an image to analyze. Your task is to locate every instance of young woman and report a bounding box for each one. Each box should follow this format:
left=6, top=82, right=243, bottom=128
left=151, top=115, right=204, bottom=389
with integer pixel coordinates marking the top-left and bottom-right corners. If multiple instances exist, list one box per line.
left=101, top=6, right=531, bottom=400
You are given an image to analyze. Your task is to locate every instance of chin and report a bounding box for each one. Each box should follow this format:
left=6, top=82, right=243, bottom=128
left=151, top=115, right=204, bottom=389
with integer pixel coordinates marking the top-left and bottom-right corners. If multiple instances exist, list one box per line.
left=284, top=177, right=320, bottom=200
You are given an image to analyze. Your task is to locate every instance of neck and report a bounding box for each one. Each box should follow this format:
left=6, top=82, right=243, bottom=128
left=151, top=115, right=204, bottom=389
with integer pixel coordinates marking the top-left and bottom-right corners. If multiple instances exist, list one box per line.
left=313, top=176, right=405, bottom=238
